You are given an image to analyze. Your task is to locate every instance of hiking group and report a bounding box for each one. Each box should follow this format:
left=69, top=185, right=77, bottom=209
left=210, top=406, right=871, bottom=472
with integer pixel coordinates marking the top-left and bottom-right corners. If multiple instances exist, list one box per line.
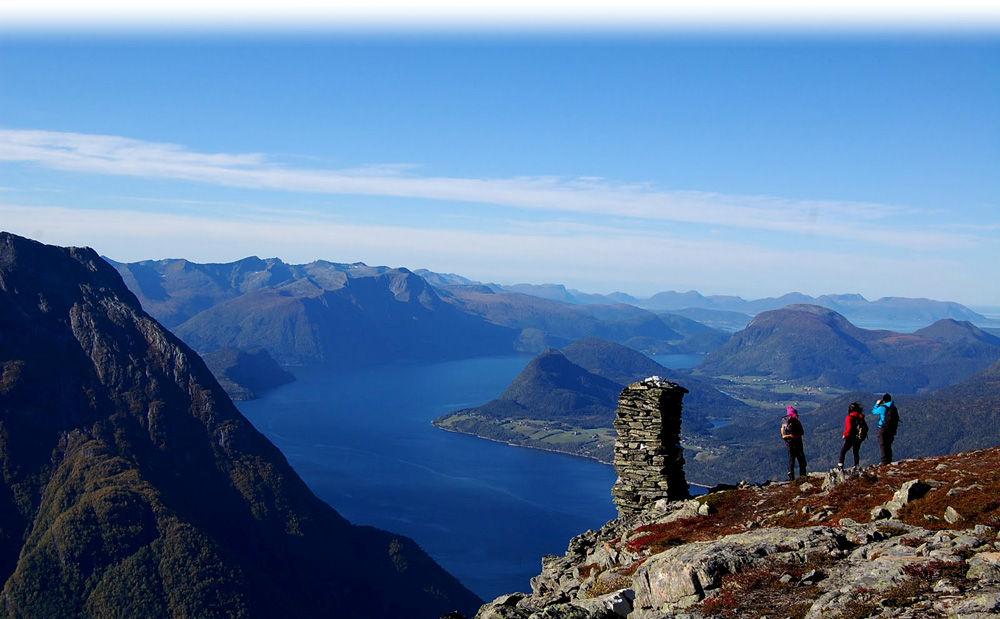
left=780, top=394, right=900, bottom=481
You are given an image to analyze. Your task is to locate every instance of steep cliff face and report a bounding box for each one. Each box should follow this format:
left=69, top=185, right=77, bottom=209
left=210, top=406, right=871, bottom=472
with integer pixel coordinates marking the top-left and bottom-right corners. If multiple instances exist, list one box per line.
left=0, top=232, right=480, bottom=618
left=201, top=346, right=294, bottom=400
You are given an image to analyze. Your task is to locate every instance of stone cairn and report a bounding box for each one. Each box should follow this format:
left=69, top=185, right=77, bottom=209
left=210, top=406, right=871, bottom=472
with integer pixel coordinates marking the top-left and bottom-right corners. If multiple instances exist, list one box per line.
left=612, top=376, right=690, bottom=518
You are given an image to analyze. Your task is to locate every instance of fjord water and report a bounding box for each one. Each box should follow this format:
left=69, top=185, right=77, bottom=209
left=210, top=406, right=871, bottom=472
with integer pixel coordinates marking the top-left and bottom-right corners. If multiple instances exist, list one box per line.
left=237, top=355, right=617, bottom=600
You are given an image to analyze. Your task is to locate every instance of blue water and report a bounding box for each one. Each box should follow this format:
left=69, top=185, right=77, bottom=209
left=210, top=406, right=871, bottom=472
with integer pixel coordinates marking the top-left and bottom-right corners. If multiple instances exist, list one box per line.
left=650, top=353, right=704, bottom=370
left=237, top=355, right=618, bottom=600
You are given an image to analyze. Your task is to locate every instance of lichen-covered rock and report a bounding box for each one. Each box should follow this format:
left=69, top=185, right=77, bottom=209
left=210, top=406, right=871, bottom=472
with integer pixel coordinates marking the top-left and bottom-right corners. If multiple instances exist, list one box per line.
left=633, top=527, right=846, bottom=611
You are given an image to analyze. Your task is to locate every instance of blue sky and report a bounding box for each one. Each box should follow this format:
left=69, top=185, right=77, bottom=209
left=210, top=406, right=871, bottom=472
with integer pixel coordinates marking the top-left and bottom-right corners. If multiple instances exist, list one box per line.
left=1, top=35, right=998, bottom=304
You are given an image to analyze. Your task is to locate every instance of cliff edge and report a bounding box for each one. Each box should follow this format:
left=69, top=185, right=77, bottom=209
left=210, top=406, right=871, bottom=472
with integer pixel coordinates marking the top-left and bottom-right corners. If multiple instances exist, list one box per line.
left=475, top=379, right=1000, bottom=618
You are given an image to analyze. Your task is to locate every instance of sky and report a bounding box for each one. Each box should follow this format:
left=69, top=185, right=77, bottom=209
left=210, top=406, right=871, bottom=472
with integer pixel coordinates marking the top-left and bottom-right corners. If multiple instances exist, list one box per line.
left=0, top=35, right=998, bottom=305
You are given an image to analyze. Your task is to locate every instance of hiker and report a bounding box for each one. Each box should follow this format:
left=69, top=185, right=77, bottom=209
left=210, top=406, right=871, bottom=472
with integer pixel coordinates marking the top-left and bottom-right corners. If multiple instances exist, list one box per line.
left=838, top=401, right=868, bottom=469
left=872, top=393, right=900, bottom=465
left=781, top=405, right=807, bottom=480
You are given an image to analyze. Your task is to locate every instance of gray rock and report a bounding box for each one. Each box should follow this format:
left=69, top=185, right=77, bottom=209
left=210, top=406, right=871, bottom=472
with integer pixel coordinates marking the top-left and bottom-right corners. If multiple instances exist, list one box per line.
left=568, top=589, right=634, bottom=618
left=952, top=589, right=1000, bottom=615
left=967, top=552, right=1000, bottom=583
left=871, top=506, right=892, bottom=521
left=945, top=506, right=963, bottom=524
left=894, top=479, right=932, bottom=503
left=633, top=527, right=844, bottom=609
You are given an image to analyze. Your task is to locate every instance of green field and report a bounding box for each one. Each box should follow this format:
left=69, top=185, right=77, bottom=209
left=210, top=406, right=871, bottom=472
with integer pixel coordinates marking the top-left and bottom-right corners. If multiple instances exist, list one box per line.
left=435, top=413, right=616, bottom=463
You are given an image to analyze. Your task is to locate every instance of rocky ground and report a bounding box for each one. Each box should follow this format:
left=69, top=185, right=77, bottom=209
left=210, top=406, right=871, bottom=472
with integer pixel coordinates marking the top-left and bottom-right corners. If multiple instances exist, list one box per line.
left=472, top=447, right=1000, bottom=618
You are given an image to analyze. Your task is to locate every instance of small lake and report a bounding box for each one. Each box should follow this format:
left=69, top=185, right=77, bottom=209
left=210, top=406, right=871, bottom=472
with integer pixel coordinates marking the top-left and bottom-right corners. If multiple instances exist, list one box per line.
left=650, top=353, right=704, bottom=370
left=238, top=353, right=704, bottom=601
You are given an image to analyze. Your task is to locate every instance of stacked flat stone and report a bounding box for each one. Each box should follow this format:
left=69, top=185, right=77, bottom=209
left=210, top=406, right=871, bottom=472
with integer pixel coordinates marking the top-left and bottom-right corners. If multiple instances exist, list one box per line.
left=612, top=376, right=690, bottom=518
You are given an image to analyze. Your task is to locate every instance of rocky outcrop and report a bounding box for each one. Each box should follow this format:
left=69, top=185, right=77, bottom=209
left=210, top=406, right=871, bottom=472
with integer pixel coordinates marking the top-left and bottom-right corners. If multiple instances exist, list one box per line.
left=475, top=447, right=1000, bottom=618
left=612, top=378, right=689, bottom=518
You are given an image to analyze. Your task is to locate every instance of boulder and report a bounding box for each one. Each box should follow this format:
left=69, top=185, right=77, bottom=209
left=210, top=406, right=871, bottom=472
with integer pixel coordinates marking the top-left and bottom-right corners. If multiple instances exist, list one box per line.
left=632, top=527, right=845, bottom=610
left=870, top=506, right=891, bottom=521
left=968, top=552, right=1000, bottom=583
left=945, top=506, right=963, bottom=524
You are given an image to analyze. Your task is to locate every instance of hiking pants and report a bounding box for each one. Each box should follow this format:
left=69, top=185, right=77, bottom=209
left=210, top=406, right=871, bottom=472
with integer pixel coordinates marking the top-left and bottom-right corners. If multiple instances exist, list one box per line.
left=786, top=438, right=806, bottom=479
left=878, top=429, right=895, bottom=465
left=839, top=437, right=860, bottom=467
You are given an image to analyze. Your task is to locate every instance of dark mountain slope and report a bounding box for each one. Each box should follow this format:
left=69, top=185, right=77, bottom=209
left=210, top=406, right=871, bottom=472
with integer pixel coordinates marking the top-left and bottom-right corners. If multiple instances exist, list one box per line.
left=201, top=347, right=294, bottom=400
left=804, top=359, right=1000, bottom=465
left=700, top=305, right=878, bottom=385
left=0, top=232, right=480, bottom=618
left=561, top=337, right=666, bottom=386
left=478, top=350, right=623, bottom=427
left=699, top=305, right=1000, bottom=392
left=561, top=339, right=748, bottom=425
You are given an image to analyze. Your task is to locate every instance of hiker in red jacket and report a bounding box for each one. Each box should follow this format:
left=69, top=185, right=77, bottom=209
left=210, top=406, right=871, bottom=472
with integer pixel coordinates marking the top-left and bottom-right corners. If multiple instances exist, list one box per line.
left=781, top=405, right=807, bottom=480
left=838, top=401, right=868, bottom=469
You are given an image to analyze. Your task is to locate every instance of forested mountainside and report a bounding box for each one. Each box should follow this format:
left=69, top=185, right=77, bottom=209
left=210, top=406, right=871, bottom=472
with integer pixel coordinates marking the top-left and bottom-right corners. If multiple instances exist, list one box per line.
left=0, top=233, right=480, bottom=618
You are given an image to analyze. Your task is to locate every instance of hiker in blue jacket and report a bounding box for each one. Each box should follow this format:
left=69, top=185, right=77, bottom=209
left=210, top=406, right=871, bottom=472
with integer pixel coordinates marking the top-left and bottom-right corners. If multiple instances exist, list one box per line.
left=872, top=393, right=899, bottom=465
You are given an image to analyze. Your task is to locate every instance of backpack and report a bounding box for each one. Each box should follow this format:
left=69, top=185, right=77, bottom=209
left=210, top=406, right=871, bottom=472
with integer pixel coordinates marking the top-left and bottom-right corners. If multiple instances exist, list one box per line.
left=781, top=416, right=803, bottom=440
left=884, top=403, right=900, bottom=432
left=856, top=415, right=869, bottom=443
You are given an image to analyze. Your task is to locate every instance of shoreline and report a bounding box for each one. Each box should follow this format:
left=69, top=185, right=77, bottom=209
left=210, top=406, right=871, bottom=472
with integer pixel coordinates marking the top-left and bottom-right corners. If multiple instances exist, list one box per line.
left=432, top=421, right=712, bottom=490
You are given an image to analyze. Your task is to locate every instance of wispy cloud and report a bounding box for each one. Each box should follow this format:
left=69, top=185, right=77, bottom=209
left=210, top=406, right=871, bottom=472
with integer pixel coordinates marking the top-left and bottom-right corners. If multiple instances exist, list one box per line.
left=0, top=127, right=981, bottom=250
left=2, top=201, right=980, bottom=302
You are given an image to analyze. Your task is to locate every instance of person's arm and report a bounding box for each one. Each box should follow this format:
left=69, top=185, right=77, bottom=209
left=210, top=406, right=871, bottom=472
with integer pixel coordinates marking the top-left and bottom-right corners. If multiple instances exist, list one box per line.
left=843, top=415, right=851, bottom=438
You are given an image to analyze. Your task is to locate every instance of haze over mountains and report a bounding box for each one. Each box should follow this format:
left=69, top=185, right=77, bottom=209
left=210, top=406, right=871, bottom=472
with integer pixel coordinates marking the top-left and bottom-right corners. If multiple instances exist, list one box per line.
left=0, top=233, right=480, bottom=618
left=700, top=304, right=1000, bottom=392
left=106, top=254, right=995, bottom=379
left=110, top=257, right=517, bottom=366
left=108, top=257, right=731, bottom=366
left=477, top=282, right=990, bottom=329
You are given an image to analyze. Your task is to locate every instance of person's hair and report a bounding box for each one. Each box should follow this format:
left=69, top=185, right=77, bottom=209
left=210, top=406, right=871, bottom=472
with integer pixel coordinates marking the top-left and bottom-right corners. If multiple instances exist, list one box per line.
left=849, top=401, right=862, bottom=413
left=882, top=393, right=893, bottom=403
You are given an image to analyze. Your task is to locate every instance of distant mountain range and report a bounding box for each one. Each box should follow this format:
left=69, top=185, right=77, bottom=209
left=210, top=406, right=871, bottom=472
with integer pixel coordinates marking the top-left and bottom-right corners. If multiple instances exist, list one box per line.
left=0, top=233, right=480, bottom=617
left=110, top=257, right=517, bottom=365
left=435, top=284, right=725, bottom=354
left=699, top=304, right=1000, bottom=393
left=109, top=258, right=731, bottom=365
left=442, top=278, right=991, bottom=331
